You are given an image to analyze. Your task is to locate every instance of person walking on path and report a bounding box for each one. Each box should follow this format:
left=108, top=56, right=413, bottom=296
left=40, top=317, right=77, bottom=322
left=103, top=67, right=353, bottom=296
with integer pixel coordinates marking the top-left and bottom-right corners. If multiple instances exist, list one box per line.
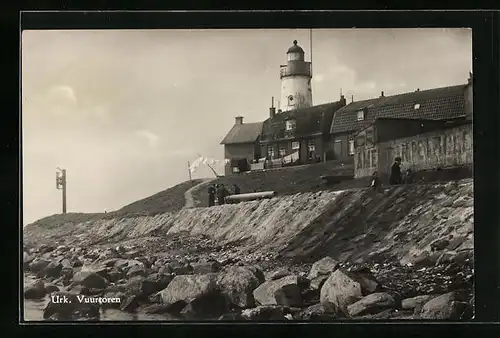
left=208, top=185, right=216, bottom=207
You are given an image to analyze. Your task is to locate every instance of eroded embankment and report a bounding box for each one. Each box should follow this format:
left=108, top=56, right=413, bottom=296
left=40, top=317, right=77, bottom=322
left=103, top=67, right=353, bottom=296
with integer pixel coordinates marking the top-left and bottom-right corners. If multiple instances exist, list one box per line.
left=24, top=179, right=473, bottom=267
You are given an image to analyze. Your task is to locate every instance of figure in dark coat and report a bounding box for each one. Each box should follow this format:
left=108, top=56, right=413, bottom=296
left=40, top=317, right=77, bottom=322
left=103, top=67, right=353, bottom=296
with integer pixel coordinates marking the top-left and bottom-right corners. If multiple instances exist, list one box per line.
left=233, top=184, right=241, bottom=195
left=217, top=184, right=228, bottom=205
left=404, top=168, right=415, bottom=184
left=208, top=185, right=216, bottom=207
left=389, top=157, right=402, bottom=185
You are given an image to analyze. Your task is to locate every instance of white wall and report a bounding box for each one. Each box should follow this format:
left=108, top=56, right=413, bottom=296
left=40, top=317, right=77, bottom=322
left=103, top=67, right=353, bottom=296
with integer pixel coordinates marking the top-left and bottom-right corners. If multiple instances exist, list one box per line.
left=280, top=76, right=313, bottom=111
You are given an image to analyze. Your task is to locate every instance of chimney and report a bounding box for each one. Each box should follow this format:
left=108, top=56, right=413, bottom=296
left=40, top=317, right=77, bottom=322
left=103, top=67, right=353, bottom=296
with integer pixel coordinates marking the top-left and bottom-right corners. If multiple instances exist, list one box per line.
left=380, top=91, right=384, bottom=97
left=340, top=94, right=346, bottom=106
left=235, top=116, right=243, bottom=125
left=269, top=96, right=276, bottom=118
left=269, top=107, right=276, bottom=118
left=351, top=95, right=354, bottom=103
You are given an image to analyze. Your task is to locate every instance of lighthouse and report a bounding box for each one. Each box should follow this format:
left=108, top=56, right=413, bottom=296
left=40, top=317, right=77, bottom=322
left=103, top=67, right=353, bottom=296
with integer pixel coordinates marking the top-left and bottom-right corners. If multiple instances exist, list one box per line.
left=279, top=40, right=313, bottom=112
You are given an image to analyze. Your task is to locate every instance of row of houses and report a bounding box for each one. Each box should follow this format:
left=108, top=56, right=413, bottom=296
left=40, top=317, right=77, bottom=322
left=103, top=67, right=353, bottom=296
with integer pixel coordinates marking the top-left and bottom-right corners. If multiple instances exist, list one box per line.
left=221, top=73, right=473, bottom=178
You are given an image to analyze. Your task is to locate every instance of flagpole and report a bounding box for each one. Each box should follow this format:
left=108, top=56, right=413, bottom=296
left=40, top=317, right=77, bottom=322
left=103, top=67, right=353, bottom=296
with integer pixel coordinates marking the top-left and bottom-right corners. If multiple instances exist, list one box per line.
left=188, top=161, right=192, bottom=184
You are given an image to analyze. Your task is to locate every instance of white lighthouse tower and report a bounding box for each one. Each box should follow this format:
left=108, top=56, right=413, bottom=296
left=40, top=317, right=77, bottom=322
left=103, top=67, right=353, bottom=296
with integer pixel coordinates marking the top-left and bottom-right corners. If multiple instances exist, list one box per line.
left=279, top=40, right=313, bottom=112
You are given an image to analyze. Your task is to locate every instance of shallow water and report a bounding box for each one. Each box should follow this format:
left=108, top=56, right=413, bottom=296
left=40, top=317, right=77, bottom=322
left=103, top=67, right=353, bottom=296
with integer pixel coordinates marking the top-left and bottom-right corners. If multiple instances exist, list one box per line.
left=23, top=273, right=178, bottom=322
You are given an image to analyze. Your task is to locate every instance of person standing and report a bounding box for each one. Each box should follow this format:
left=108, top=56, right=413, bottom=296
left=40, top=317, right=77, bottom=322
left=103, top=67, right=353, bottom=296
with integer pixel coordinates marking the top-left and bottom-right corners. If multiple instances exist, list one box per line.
left=370, top=171, right=382, bottom=192
left=233, top=184, right=241, bottom=195
left=217, top=184, right=228, bottom=205
left=208, top=185, right=216, bottom=207
left=389, top=157, right=402, bottom=185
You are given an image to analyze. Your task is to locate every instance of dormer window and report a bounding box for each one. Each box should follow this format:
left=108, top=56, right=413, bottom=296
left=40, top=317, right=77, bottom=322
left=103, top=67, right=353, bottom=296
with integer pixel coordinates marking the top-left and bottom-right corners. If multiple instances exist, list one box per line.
left=414, top=103, right=420, bottom=110
left=285, top=119, right=296, bottom=131
left=357, top=110, right=365, bottom=121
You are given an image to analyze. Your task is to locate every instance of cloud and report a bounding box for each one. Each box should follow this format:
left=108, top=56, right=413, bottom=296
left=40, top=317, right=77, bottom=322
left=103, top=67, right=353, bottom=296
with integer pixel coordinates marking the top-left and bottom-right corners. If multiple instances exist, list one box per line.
left=48, top=85, right=77, bottom=104
left=134, top=129, right=160, bottom=148
left=313, top=74, right=325, bottom=83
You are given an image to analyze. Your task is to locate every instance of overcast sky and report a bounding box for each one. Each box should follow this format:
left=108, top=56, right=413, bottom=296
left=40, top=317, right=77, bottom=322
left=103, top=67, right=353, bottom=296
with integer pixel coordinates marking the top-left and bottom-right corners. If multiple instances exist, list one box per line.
left=21, top=28, right=472, bottom=225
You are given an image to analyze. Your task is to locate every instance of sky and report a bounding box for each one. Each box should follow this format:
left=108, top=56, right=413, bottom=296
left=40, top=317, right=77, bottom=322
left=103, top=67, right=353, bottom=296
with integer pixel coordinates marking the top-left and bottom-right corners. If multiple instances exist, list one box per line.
left=21, top=28, right=472, bottom=225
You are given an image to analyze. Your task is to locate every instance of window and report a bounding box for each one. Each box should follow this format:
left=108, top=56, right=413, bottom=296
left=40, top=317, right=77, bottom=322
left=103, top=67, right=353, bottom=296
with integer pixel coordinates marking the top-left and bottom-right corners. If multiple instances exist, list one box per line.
left=285, top=119, right=296, bottom=131
left=414, top=103, right=420, bottom=110
left=308, top=139, right=315, bottom=151
left=357, top=110, right=365, bottom=121
left=279, top=145, right=286, bottom=157
left=267, top=146, right=275, bottom=159
left=291, top=141, right=300, bottom=150
left=349, top=140, right=355, bottom=155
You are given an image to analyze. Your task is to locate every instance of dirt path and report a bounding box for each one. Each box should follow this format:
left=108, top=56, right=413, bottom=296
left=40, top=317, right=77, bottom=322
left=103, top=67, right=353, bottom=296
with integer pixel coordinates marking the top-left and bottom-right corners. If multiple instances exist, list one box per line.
left=183, top=178, right=216, bottom=209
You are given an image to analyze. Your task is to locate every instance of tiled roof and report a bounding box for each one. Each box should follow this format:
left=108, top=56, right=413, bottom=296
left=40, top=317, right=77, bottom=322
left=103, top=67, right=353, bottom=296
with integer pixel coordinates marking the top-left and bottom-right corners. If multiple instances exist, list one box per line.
left=330, top=84, right=467, bottom=134
left=220, top=122, right=263, bottom=145
left=261, top=100, right=346, bottom=142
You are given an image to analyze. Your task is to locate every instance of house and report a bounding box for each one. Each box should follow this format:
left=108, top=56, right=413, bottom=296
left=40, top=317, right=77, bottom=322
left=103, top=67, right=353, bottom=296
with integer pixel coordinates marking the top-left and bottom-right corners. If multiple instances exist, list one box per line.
left=329, top=76, right=472, bottom=164
left=351, top=75, right=473, bottom=178
left=220, top=116, right=263, bottom=175
left=260, top=97, right=347, bottom=167
left=353, top=117, right=472, bottom=178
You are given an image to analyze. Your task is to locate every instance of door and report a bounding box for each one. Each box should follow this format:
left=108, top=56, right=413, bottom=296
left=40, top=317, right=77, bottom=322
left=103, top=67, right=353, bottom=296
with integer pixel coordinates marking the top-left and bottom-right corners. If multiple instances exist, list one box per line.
left=333, top=140, right=342, bottom=160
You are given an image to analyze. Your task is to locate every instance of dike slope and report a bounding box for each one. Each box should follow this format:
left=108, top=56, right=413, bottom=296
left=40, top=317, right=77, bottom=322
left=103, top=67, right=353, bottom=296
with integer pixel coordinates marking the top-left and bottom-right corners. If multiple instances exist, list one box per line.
left=24, top=179, right=473, bottom=269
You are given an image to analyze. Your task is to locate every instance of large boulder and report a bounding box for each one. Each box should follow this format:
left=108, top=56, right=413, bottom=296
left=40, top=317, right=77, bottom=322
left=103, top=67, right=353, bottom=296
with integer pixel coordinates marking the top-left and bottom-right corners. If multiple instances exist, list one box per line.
left=296, top=303, right=339, bottom=321
left=274, top=284, right=302, bottom=307
left=320, top=269, right=381, bottom=314
left=347, top=292, right=396, bottom=317
left=29, top=259, right=50, bottom=274
left=126, top=264, right=146, bottom=278
left=420, top=292, right=471, bottom=320
left=73, top=271, right=108, bottom=289
left=156, top=273, right=219, bottom=306
left=24, top=280, right=46, bottom=299
left=192, top=260, right=221, bottom=274
left=217, top=266, right=263, bottom=308
left=402, top=295, right=435, bottom=313
left=241, top=305, right=289, bottom=320
left=253, top=275, right=307, bottom=306
left=126, top=274, right=174, bottom=301
left=267, top=268, right=290, bottom=281
left=41, top=261, right=63, bottom=278
left=308, top=257, right=340, bottom=280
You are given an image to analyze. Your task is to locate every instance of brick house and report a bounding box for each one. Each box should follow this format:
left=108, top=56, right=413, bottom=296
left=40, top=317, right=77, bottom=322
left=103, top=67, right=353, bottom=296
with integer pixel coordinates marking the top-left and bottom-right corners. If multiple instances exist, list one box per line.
left=350, top=76, right=473, bottom=178
left=260, top=97, right=346, bottom=167
left=329, top=77, right=472, bottom=166
left=220, top=116, right=263, bottom=175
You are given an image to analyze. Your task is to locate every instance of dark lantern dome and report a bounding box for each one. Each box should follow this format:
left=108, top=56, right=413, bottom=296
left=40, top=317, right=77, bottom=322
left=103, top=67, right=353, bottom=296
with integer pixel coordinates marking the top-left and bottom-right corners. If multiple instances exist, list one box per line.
left=287, top=40, right=305, bottom=54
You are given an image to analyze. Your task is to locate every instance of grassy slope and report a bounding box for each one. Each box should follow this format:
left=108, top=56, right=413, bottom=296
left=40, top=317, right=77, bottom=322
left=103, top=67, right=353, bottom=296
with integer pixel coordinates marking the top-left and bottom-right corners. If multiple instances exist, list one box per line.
left=27, top=179, right=202, bottom=229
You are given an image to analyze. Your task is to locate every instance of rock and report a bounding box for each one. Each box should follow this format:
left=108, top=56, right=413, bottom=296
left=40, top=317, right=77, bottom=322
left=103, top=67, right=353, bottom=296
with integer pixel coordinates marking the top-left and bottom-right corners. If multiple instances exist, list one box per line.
left=73, top=271, right=108, bottom=289
left=320, top=269, right=381, bottom=315
left=180, top=292, right=229, bottom=319
left=44, top=284, right=60, bottom=294
left=166, top=261, right=194, bottom=275
left=308, top=256, right=339, bottom=280
left=431, top=238, right=450, bottom=252
left=120, top=295, right=140, bottom=312
left=29, top=259, right=50, bottom=273
left=420, top=292, right=471, bottom=320
left=310, top=275, right=329, bottom=290
left=218, top=312, right=245, bottom=320
left=192, top=261, right=221, bottom=274
left=267, top=268, right=290, bottom=281
left=356, top=308, right=395, bottom=320
left=126, top=274, right=174, bottom=301
left=301, top=288, right=320, bottom=306
left=297, top=303, right=338, bottom=320
left=253, top=275, right=305, bottom=306
left=107, top=269, right=122, bottom=283
left=156, top=273, right=218, bottom=306
left=402, top=295, right=435, bottom=313
left=24, top=280, right=46, bottom=299
left=347, top=292, right=396, bottom=317
left=217, top=265, right=263, bottom=309
left=42, top=261, right=63, bottom=278
left=241, top=305, right=288, bottom=320
left=23, top=252, right=35, bottom=269
left=274, top=284, right=302, bottom=307
left=126, top=264, right=146, bottom=278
